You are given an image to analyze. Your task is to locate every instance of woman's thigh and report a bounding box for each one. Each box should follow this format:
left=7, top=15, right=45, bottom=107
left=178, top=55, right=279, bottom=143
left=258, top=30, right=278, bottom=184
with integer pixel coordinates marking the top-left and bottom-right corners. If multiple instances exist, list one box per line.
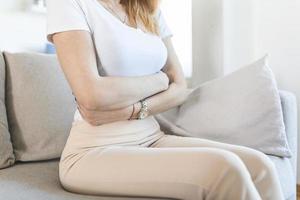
left=149, top=134, right=284, bottom=200
left=59, top=145, right=258, bottom=200
left=149, top=134, right=274, bottom=173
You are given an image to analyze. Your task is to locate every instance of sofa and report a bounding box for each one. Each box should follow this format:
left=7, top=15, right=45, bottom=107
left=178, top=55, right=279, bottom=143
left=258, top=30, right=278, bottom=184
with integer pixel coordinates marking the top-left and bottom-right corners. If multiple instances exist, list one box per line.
left=0, top=51, right=298, bottom=200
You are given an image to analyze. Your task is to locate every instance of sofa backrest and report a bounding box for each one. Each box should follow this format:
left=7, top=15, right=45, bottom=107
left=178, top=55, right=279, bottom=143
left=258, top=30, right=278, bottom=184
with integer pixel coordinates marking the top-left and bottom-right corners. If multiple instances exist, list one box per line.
left=3, top=51, right=76, bottom=162
left=0, top=52, right=15, bottom=169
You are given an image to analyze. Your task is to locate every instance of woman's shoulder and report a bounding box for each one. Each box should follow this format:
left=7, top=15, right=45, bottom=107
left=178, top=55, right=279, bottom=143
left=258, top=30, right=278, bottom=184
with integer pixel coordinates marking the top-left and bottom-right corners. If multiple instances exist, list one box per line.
left=46, top=0, right=96, bottom=20
left=46, top=0, right=89, bottom=10
left=46, top=0, right=93, bottom=43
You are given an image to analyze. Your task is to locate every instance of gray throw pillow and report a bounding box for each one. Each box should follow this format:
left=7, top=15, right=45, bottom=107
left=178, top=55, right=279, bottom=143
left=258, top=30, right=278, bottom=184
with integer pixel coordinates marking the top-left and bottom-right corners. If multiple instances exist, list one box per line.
left=4, top=52, right=76, bottom=161
left=156, top=55, right=291, bottom=158
left=0, top=52, right=15, bottom=168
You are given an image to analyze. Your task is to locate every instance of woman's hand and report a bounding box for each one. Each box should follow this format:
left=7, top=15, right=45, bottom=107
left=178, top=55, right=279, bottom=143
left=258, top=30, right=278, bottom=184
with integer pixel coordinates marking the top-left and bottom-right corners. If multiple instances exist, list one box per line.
left=77, top=101, right=133, bottom=126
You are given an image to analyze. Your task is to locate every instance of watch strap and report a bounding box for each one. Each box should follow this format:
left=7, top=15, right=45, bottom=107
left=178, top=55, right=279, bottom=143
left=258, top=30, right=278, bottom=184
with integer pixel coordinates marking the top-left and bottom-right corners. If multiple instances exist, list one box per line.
left=137, top=99, right=149, bottom=120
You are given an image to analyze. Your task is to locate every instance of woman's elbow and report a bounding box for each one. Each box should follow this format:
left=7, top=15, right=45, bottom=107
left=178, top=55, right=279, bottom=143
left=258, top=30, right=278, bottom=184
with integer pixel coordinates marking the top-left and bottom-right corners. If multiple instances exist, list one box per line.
left=76, top=86, right=103, bottom=111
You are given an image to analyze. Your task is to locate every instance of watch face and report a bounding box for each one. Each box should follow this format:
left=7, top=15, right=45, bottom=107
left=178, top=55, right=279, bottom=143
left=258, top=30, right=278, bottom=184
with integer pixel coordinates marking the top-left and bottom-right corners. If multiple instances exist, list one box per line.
left=138, top=111, right=148, bottom=119
left=141, top=112, right=147, bottom=118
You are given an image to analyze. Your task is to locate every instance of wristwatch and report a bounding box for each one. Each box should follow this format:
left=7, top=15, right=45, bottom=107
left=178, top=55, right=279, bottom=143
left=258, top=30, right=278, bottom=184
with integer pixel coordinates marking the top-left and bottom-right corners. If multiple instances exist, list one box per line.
left=137, top=99, right=149, bottom=120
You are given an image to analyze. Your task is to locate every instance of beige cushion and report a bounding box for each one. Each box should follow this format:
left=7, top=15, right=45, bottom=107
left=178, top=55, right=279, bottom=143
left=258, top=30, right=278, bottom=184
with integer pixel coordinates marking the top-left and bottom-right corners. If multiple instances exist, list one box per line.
left=4, top=52, right=76, bottom=161
left=0, top=52, right=15, bottom=168
left=156, top=56, right=291, bottom=158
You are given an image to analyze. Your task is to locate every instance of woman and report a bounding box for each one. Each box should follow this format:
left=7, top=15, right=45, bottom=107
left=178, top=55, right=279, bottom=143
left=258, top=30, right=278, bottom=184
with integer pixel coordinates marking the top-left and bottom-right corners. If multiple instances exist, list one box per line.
left=46, top=0, right=284, bottom=199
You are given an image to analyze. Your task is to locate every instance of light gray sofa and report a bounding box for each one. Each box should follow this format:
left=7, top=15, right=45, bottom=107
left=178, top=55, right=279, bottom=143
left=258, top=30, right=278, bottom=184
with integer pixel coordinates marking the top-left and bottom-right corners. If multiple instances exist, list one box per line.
left=0, top=51, right=297, bottom=200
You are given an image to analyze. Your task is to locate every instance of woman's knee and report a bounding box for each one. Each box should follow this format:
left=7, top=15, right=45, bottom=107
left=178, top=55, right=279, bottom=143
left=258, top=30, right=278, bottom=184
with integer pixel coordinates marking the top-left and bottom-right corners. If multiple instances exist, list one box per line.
left=200, top=149, right=252, bottom=180
left=58, top=162, right=81, bottom=193
left=242, top=148, right=277, bottom=178
left=191, top=149, right=255, bottom=197
left=238, top=146, right=275, bottom=168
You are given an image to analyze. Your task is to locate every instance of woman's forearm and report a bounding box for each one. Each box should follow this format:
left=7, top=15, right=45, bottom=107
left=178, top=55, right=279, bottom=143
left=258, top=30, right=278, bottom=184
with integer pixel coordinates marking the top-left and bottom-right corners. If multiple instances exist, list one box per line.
left=130, top=82, right=193, bottom=119
left=77, top=101, right=134, bottom=125
left=84, top=71, right=169, bottom=111
left=77, top=82, right=190, bottom=126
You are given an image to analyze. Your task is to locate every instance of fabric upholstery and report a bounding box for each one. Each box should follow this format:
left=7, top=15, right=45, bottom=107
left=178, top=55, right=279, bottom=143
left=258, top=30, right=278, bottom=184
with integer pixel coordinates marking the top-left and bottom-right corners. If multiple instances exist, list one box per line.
left=0, top=50, right=296, bottom=199
left=0, top=52, right=15, bottom=169
left=278, top=91, right=298, bottom=200
left=268, top=155, right=295, bottom=199
left=0, top=154, right=294, bottom=200
left=0, top=90, right=296, bottom=200
left=279, top=91, right=298, bottom=169
left=3, top=52, right=77, bottom=161
left=155, top=56, right=291, bottom=158
left=0, top=159, right=170, bottom=200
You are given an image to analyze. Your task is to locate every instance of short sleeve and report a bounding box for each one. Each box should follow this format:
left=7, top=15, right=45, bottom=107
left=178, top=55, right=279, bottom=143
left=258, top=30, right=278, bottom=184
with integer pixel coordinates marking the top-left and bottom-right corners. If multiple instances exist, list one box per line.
left=46, top=0, right=91, bottom=43
left=156, top=9, right=173, bottom=39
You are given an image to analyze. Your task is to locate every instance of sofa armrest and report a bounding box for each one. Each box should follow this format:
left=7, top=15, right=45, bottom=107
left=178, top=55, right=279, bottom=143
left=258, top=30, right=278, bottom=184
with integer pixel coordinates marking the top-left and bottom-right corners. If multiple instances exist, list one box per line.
left=279, top=90, right=298, bottom=172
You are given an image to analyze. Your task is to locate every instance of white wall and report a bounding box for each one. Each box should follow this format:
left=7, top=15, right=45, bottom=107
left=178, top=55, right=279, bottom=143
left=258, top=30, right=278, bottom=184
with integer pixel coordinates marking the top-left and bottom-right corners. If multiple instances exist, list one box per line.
left=0, top=0, right=47, bottom=52
left=192, top=0, right=258, bottom=80
left=0, top=12, right=47, bottom=52
left=0, top=0, right=27, bottom=11
left=192, top=0, right=300, bottom=183
left=222, top=0, right=257, bottom=74
left=161, top=0, right=193, bottom=78
left=192, top=0, right=224, bottom=85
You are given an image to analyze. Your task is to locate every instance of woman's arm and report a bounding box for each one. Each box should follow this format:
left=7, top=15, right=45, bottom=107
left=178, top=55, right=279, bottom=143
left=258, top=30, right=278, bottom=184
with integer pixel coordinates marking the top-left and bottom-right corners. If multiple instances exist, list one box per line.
left=77, top=101, right=134, bottom=125
left=78, top=37, right=193, bottom=126
left=52, top=30, right=169, bottom=111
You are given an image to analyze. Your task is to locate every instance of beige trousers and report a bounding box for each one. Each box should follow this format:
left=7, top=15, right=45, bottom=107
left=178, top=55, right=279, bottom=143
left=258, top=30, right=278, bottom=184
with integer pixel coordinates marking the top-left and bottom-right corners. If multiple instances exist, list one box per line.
left=59, top=117, right=284, bottom=200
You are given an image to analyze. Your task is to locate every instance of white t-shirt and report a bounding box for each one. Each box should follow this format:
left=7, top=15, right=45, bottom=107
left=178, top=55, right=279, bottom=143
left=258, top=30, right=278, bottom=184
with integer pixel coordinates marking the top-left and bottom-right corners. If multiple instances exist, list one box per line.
left=46, top=0, right=173, bottom=128
left=46, top=0, right=173, bottom=77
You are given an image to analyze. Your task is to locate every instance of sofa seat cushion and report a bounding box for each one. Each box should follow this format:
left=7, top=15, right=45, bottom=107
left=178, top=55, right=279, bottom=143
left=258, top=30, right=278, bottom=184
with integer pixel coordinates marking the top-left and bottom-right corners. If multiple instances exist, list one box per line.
left=0, top=156, right=294, bottom=200
left=0, top=159, right=169, bottom=200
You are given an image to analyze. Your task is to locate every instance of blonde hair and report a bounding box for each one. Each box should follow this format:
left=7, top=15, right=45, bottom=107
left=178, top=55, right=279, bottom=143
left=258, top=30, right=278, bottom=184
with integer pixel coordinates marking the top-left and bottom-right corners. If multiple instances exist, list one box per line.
left=120, top=0, right=160, bottom=34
